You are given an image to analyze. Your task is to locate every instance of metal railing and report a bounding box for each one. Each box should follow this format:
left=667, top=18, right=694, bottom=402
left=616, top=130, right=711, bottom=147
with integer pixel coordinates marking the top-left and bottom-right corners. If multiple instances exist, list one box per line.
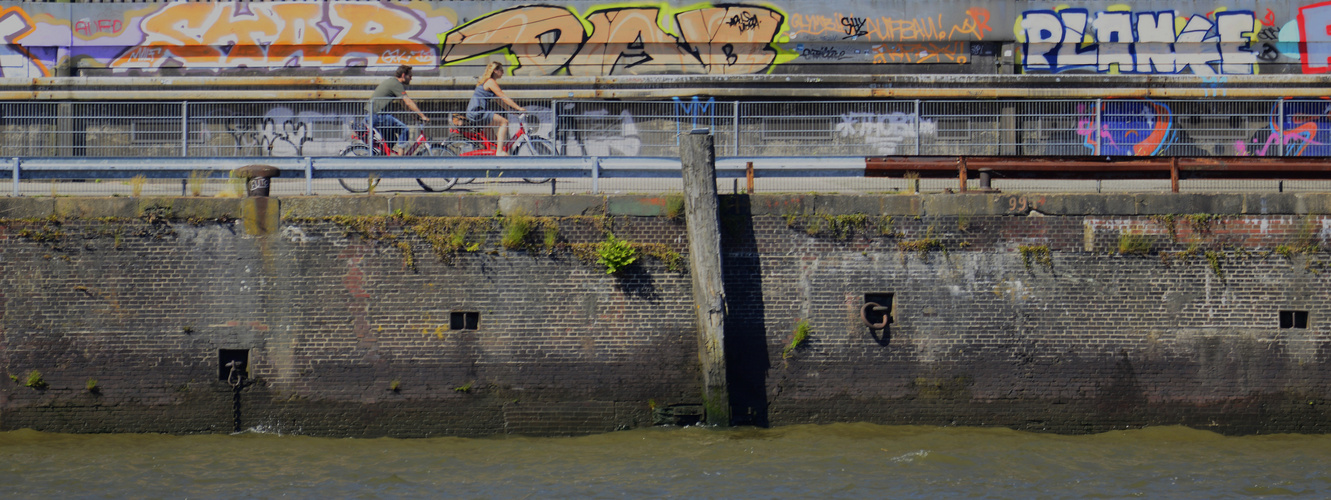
left=0, top=98, right=1325, bottom=159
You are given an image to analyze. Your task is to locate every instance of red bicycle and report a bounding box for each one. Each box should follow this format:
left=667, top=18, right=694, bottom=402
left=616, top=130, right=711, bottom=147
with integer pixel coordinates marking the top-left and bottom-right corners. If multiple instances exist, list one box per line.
left=339, top=117, right=460, bottom=193
left=438, top=113, right=555, bottom=184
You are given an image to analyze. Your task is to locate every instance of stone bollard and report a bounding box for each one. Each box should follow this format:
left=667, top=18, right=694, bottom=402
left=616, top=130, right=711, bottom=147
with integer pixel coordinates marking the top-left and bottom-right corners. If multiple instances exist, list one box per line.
left=231, top=164, right=280, bottom=197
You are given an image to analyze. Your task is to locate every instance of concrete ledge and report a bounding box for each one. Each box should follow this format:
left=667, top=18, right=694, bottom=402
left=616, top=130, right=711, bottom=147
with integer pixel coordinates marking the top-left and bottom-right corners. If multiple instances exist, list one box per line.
left=0, top=198, right=56, bottom=219
left=6, top=193, right=1331, bottom=220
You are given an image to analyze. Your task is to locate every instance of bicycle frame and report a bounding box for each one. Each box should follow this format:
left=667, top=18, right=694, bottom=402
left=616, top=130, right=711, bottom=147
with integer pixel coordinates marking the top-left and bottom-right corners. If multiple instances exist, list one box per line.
left=351, top=119, right=430, bottom=156
left=448, top=116, right=532, bottom=156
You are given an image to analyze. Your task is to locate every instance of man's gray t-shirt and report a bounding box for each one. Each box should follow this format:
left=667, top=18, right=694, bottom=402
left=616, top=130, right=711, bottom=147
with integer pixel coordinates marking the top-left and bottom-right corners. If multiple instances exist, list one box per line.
left=365, top=77, right=405, bottom=114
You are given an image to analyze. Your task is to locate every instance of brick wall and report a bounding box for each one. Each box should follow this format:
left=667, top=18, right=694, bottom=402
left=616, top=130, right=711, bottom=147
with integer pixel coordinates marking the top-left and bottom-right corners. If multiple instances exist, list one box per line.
left=2, top=194, right=1330, bottom=436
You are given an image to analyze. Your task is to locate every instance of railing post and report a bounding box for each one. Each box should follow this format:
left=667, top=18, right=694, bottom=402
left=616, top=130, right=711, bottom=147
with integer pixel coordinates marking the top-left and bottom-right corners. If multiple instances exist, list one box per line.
left=1276, top=98, right=1285, bottom=157
left=731, top=101, right=740, bottom=156
left=591, top=156, right=600, bottom=194
left=1094, top=98, right=1103, bottom=155
left=551, top=99, right=562, bottom=155
left=11, top=157, right=19, bottom=197
left=914, top=99, right=922, bottom=155
left=181, top=101, right=189, bottom=157
left=305, top=156, right=314, bottom=195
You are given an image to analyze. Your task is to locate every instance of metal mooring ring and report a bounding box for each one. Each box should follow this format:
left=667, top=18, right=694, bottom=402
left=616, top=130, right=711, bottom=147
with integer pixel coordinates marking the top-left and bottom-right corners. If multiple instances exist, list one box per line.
left=861, top=302, right=889, bottom=329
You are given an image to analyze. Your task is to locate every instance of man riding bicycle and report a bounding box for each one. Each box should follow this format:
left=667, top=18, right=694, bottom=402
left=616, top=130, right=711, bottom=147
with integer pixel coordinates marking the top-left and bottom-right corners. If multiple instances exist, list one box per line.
left=366, top=65, right=429, bottom=155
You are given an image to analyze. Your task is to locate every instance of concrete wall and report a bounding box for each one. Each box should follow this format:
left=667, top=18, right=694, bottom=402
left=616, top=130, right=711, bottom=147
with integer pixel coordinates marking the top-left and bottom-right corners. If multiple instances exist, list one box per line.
left=3, top=193, right=1331, bottom=436
left=0, top=1, right=1326, bottom=77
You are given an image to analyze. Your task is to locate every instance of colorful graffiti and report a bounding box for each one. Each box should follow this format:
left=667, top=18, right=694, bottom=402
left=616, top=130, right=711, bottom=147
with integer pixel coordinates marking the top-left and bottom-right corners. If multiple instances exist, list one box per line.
left=0, top=6, right=47, bottom=77
left=1077, top=100, right=1174, bottom=155
left=1019, top=9, right=1260, bottom=75
left=1237, top=99, right=1331, bottom=156
left=3, top=1, right=1331, bottom=77
left=109, top=2, right=439, bottom=71
left=440, top=4, right=786, bottom=76
left=787, top=9, right=992, bottom=41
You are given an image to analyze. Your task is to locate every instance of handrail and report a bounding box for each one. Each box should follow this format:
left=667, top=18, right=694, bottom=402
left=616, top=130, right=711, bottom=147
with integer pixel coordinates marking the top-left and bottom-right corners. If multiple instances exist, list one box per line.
left=4, top=155, right=1330, bottom=195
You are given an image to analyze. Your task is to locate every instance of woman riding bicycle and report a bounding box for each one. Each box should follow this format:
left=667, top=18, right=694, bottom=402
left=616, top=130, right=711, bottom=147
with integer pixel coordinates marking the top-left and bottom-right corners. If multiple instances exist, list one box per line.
left=466, top=61, right=527, bottom=156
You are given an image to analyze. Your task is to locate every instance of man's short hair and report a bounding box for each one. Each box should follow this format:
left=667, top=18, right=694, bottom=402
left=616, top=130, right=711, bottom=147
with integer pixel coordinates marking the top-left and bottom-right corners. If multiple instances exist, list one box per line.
left=395, top=65, right=413, bottom=78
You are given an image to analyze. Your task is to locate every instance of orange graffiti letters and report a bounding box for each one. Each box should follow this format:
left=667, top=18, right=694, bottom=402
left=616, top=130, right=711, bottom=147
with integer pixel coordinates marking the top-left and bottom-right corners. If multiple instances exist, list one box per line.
left=111, top=2, right=435, bottom=71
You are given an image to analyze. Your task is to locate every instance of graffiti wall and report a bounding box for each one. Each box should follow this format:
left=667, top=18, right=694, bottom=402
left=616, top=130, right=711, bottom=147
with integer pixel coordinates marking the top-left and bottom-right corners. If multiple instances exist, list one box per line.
left=3, top=1, right=1331, bottom=77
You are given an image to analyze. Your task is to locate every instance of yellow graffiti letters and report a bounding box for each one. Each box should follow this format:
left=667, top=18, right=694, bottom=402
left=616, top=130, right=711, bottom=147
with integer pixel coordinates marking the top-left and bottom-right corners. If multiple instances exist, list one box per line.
left=441, top=6, right=584, bottom=76
left=441, top=4, right=785, bottom=76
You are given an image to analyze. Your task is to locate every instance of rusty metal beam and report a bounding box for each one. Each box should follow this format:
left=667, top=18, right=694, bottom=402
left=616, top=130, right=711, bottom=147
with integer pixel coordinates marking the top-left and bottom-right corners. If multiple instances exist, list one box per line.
left=866, top=156, right=1331, bottom=189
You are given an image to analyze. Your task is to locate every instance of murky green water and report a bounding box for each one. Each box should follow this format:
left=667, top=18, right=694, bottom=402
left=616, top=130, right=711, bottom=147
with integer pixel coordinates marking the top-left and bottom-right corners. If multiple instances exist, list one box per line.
left=1, top=424, right=1326, bottom=498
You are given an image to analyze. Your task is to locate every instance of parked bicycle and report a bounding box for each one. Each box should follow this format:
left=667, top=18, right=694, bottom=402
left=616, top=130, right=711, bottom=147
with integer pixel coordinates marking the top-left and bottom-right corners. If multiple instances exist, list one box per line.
left=338, top=117, right=460, bottom=193
left=438, top=112, right=556, bottom=184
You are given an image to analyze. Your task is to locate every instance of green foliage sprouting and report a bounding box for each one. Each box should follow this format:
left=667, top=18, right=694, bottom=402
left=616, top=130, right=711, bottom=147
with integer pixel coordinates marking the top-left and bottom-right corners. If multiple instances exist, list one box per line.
left=1018, top=244, right=1052, bottom=271
left=454, top=382, right=473, bottom=393
left=86, top=378, right=99, bottom=393
left=782, top=320, right=811, bottom=359
left=665, top=196, right=686, bottom=221
left=1205, top=250, right=1226, bottom=281
left=1118, top=232, right=1152, bottom=255
left=596, top=234, right=638, bottom=274
left=25, top=370, right=46, bottom=390
left=501, top=209, right=533, bottom=250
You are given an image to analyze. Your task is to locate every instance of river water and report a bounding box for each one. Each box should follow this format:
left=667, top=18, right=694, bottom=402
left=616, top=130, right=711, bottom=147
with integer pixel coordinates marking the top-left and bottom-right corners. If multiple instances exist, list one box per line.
left=1, top=424, right=1326, bottom=498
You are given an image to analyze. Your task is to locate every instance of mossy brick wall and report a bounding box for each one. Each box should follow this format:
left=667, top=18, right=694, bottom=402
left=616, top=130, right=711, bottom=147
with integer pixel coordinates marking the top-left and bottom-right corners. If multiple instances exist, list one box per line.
left=4, top=193, right=1331, bottom=436
left=0, top=196, right=699, bottom=437
left=726, top=194, right=1331, bottom=434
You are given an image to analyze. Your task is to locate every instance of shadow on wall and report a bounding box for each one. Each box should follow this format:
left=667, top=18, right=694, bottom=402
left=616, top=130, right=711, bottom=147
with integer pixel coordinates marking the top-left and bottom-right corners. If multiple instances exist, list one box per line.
left=721, top=195, right=770, bottom=427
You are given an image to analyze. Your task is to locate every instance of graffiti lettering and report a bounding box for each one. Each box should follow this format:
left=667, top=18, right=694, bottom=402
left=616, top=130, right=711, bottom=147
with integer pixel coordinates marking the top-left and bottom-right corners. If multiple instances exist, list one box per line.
left=562, top=108, right=642, bottom=157
left=74, top=19, right=123, bottom=37
left=872, top=42, right=968, bottom=64
left=441, top=4, right=784, bottom=76
left=801, top=46, right=847, bottom=60
left=841, top=17, right=868, bottom=38
left=789, top=9, right=990, bottom=42
left=727, top=12, right=760, bottom=33
left=1020, top=9, right=1257, bottom=75
left=835, top=112, right=936, bottom=155
left=110, top=3, right=436, bottom=72
left=1301, top=2, right=1331, bottom=73
left=0, top=7, right=48, bottom=77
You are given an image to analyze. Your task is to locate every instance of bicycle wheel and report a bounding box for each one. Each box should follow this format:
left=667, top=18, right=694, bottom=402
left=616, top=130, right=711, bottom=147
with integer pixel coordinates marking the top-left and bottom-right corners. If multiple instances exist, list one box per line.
left=512, top=137, right=555, bottom=184
left=414, top=142, right=463, bottom=192
left=337, top=144, right=382, bottom=193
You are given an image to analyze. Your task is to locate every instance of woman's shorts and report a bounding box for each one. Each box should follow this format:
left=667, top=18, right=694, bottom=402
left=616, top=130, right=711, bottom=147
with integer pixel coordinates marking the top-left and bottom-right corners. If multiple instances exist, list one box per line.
left=466, top=109, right=493, bottom=124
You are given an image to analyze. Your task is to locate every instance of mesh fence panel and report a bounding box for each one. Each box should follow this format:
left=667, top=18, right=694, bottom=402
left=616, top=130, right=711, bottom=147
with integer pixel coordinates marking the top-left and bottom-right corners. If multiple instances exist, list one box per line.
left=556, top=100, right=737, bottom=157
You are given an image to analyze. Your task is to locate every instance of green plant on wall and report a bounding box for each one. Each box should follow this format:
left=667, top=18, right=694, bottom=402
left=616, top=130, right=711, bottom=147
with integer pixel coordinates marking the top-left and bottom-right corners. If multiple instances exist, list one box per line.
left=25, top=370, right=46, bottom=390
left=1205, top=250, right=1226, bottom=281
left=665, top=196, right=686, bottom=221
left=501, top=209, right=533, bottom=250
left=1118, top=232, right=1152, bottom=255
left=596, top=234, right=638, bottom=274
left=782, top=320, right=811, bottom=359
left=1018, top=244, right=1052, bottom=271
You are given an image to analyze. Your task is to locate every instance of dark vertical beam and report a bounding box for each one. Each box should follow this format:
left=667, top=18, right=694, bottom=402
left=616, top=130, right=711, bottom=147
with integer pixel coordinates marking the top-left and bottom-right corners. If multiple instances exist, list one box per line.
left=681, top=130, right=730, bottom=427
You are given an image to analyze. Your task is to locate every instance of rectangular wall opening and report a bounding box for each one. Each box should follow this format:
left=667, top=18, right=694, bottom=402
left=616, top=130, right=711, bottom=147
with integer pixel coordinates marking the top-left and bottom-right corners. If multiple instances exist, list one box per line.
left=864, top=293, right=894, bottom=327
left=450, top=311, right=479, bottom=330
left=218, top=349, right=249, bottom=381
left=1280, top=310, right=1309, bottom=329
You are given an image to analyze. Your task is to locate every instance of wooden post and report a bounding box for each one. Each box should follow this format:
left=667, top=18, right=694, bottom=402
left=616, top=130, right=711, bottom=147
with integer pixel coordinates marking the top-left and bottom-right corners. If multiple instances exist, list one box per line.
left=681, top=130, right=731, bottom=427
left=1170, top=157, right=1180, bottom=193
left=745, top=161, right=755, bottom=194
left=958, top=157, right=968, bottom=193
